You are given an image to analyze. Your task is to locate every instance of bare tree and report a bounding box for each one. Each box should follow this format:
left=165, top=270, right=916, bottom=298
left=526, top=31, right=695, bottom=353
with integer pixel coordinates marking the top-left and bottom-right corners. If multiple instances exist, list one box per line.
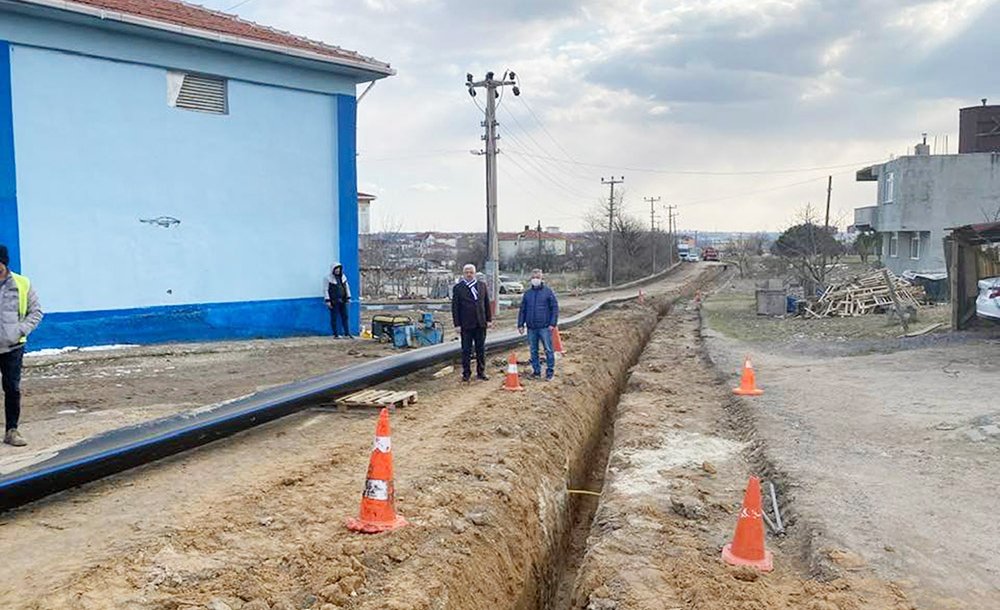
left=580, top=193, right=651, bottom=284
left=772, top=205, right=844, bottom=296
left=729, top=232, right=769, bottom=278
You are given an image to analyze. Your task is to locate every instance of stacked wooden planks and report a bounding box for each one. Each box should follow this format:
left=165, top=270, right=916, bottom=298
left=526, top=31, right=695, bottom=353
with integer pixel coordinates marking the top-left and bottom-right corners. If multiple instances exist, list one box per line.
left=806, top=270, right=926, bottom=317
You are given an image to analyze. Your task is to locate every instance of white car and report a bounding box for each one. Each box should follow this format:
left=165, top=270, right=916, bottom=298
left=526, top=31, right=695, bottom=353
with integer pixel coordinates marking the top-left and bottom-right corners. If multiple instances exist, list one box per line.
left=499, top=276, right=524, bottom=294
left=684, top=253, right=700, bottom=262
left=976, top=277, right=1000, bottom=320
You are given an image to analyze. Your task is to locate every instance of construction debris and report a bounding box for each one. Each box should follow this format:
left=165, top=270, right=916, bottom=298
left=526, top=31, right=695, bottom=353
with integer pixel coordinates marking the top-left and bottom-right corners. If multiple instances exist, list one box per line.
left=805, top=270, right=926, bottom=318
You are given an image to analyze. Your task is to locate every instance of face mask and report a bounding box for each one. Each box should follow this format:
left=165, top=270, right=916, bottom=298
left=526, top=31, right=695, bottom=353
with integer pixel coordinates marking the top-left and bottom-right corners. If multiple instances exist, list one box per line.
left=531, top=278, right=542, bottom=287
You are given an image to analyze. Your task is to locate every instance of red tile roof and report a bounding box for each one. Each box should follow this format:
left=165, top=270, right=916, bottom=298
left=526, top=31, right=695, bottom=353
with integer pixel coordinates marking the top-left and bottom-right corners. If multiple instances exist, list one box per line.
left=36, top=0, right=391, bottom=74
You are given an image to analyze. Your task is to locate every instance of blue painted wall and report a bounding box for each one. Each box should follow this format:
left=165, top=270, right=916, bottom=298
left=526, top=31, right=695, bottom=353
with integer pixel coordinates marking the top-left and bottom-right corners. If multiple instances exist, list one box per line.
left=0, top=41, right=19, bottom=273
left=0, top=10, right=372, bottom=348
left=337, top=94, right=361, bottom=335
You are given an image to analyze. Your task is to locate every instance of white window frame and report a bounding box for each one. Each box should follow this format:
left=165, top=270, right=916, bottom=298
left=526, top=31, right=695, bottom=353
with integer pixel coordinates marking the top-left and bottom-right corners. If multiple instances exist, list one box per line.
left=909, top=232, right=921, bottom=260
left=882, top=172, right=894, bottom=203
left=889, top=232, right=899, bottom=258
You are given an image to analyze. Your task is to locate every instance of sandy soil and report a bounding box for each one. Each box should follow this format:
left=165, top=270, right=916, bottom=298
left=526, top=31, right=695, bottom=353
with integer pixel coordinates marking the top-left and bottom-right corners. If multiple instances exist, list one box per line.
left=703, top=287, right=1000, bottom=609
left=571, top=299, right=915, bottom=610
left=0, top=267, right=709, bottom=610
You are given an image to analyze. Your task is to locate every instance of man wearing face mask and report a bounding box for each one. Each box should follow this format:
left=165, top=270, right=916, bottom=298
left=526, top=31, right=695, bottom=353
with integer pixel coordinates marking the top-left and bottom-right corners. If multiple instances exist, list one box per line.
left=517, top=268, right=559, bottom=381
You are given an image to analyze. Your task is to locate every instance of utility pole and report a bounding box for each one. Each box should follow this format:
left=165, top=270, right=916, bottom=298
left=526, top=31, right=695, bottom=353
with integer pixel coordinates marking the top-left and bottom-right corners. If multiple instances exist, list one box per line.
left=666, top=205, right=677, bottom=266
left=824, top=175, right=832, bottom=231
left=466, top=70, right=520, bottom=314
left=645, top=196, right=661, bottom=272
left=536, top=219, right=543, bottom=269
left=601, top=176, right=624, bottom=286
left=822, top=175, right=833, bottom=286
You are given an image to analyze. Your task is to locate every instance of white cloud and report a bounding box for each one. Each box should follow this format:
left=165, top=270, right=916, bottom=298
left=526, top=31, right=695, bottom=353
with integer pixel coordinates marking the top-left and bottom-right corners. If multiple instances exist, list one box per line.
left=199, top=0, right=999, bottom=232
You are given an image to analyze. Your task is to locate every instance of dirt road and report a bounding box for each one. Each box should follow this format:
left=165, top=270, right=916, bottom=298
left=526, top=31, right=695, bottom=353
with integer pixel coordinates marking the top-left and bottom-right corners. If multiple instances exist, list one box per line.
left=704, top=289, right=1000, bottom=609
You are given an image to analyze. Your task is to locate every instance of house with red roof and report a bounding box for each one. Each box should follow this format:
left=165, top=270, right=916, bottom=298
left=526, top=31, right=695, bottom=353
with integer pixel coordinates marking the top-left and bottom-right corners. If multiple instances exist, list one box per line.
left=0, top=0, right=393, bottom=347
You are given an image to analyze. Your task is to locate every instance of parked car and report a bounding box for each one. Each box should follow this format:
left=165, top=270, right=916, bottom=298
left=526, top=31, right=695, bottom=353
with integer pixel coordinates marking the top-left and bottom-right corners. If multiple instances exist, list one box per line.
left=976, top=277, right=1000, bottom=320
left=498, top=275, right=524, bottom=294
left=683, top=253, right=700, bottom=262
left=702, top=247, right=720, bottom=262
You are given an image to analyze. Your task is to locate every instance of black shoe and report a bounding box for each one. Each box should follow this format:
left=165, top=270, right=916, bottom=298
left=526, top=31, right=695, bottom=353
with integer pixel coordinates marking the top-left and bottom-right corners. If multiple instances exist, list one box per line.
left=477, top=374, right=490, bottom=381
left=531, top=372, right=541, bottom=379
left=462, top=375, right=471, bottom=383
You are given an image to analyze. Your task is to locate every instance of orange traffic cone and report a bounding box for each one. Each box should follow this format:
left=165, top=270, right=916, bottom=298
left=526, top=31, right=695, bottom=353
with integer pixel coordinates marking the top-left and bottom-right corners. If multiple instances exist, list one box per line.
left=502, top=352, right=525, bottom=391
left=346, top=408, right=408, bottom=534
left=732, top=355, right=764, bottom=396
left=551, top=326, right=566, bottom=357
left=722, top=476, right=773, bottom=572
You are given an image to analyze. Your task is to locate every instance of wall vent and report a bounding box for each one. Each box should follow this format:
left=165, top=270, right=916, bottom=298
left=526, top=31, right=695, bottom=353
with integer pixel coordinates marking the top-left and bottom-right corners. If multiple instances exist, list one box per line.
left=168, top=72, right=228, bottom=115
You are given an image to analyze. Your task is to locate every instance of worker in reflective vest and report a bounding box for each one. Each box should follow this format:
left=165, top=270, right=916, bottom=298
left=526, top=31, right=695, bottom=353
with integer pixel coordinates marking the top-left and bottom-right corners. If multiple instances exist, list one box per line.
left=0, top=245, right=43, bottom=447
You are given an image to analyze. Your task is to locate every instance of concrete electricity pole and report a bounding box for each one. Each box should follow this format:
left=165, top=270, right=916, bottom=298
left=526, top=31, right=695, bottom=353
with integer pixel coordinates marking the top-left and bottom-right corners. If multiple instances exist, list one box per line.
left=601, top=176, right=624, bottom=286
left=536, top=219, right=543, bottom=268
left=645, top=196, right=661, bottom=272
left=666, top=205, right=677, bottom=265
left=466, top=70, right=519, bottom=313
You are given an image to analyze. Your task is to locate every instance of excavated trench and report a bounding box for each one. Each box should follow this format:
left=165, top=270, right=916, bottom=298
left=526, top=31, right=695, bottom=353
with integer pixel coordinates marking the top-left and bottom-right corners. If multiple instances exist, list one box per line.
left=513, top=275, right=721, bottom=610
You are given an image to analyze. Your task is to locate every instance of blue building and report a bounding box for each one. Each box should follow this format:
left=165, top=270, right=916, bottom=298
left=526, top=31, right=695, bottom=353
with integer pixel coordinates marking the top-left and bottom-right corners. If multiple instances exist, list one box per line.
left=0, top=0, right=393, bottom=348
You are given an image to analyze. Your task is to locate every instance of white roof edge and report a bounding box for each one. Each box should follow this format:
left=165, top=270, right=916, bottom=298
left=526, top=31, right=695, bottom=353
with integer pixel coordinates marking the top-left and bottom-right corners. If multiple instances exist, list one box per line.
left=14, top=0, right=396, bottom=79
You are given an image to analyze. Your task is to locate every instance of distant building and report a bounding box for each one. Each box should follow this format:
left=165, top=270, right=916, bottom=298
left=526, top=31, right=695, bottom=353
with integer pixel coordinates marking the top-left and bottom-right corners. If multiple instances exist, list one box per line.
left=855, top=104, right=1000, bottom=275
left=0, top=0, right=392, bottom=347
left=499, top=226, right=568, bottom=264
left=358, top=192, right=376, bottom=236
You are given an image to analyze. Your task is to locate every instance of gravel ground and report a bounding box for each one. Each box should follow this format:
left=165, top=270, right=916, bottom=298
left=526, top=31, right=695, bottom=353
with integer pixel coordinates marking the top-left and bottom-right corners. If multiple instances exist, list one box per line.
left=703, top=281, right=1000, bottom=609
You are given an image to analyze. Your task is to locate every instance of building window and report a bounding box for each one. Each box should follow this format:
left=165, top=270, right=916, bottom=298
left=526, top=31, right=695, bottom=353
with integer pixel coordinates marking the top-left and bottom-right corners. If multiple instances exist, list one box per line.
left=889, top=232, right=899, bottom=257
left=882, top=172, right=894, bottom=203
left=167, top=71, right=228, bottom=115
left=909, top=232, right=921, bottom=260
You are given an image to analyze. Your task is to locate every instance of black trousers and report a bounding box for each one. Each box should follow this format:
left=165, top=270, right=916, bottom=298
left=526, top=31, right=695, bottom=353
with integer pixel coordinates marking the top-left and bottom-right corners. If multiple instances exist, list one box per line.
left=329, top=302, right=350, bottom=337
left=1, top=346, right=24, bottom=431
left=460, top=327, right=487, bottom=378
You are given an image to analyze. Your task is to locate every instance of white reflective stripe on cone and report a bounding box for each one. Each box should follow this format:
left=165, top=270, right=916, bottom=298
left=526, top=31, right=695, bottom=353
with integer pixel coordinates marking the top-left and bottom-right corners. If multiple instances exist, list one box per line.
left=373, top=436, right=391, bottom=453
left=507, top=363, right=518, bottom=374
left=363, top=479, right=390, bottom=501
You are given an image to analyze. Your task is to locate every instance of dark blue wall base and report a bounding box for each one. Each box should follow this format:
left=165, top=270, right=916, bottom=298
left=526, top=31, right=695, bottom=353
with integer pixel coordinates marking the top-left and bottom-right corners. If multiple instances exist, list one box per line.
left=28, top=297, right=355, bottom=350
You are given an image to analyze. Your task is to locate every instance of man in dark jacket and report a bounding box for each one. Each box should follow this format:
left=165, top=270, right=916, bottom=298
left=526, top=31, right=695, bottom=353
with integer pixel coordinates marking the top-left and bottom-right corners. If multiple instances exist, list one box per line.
left=452, top=264, right=492, bottom=382
left=517, top=268, right=559, bottom=380
left=324, top=262, right=353, bottom=339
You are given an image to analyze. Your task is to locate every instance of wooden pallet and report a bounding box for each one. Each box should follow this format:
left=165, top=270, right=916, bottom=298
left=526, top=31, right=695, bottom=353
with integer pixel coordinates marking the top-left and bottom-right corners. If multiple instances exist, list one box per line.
left=331, top=389, right=418, bottom=412
left=804, top=270, right=926, bottom=318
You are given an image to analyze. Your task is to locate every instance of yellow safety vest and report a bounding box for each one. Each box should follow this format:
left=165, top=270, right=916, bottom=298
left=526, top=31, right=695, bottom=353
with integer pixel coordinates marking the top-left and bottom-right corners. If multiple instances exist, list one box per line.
left=11, top=272, right=29, bottom=344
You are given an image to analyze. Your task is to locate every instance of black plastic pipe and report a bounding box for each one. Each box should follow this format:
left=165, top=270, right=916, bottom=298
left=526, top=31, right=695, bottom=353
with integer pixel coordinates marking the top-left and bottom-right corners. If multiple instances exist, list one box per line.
left=0, top=294, right=637, bottom=511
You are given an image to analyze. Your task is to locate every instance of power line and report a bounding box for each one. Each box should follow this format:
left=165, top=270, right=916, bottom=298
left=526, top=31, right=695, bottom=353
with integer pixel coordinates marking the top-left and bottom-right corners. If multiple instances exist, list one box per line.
left=499, top=131, right=596, bottom=199
left=675, top=167, right=860, bottom=207
left=499, top=104, right=591, bottom=182
left=516, top=96, right=585, bottom=169
left=225, top=0, right=255, bottom=11
left=506, top=150, right=887, bottom=177
left=502, top=153, right=597, bottom=209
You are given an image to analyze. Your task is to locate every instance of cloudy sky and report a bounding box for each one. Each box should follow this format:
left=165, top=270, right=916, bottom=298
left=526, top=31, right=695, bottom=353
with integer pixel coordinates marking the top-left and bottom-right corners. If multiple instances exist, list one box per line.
left=203, top=0, right=999, bottom=233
